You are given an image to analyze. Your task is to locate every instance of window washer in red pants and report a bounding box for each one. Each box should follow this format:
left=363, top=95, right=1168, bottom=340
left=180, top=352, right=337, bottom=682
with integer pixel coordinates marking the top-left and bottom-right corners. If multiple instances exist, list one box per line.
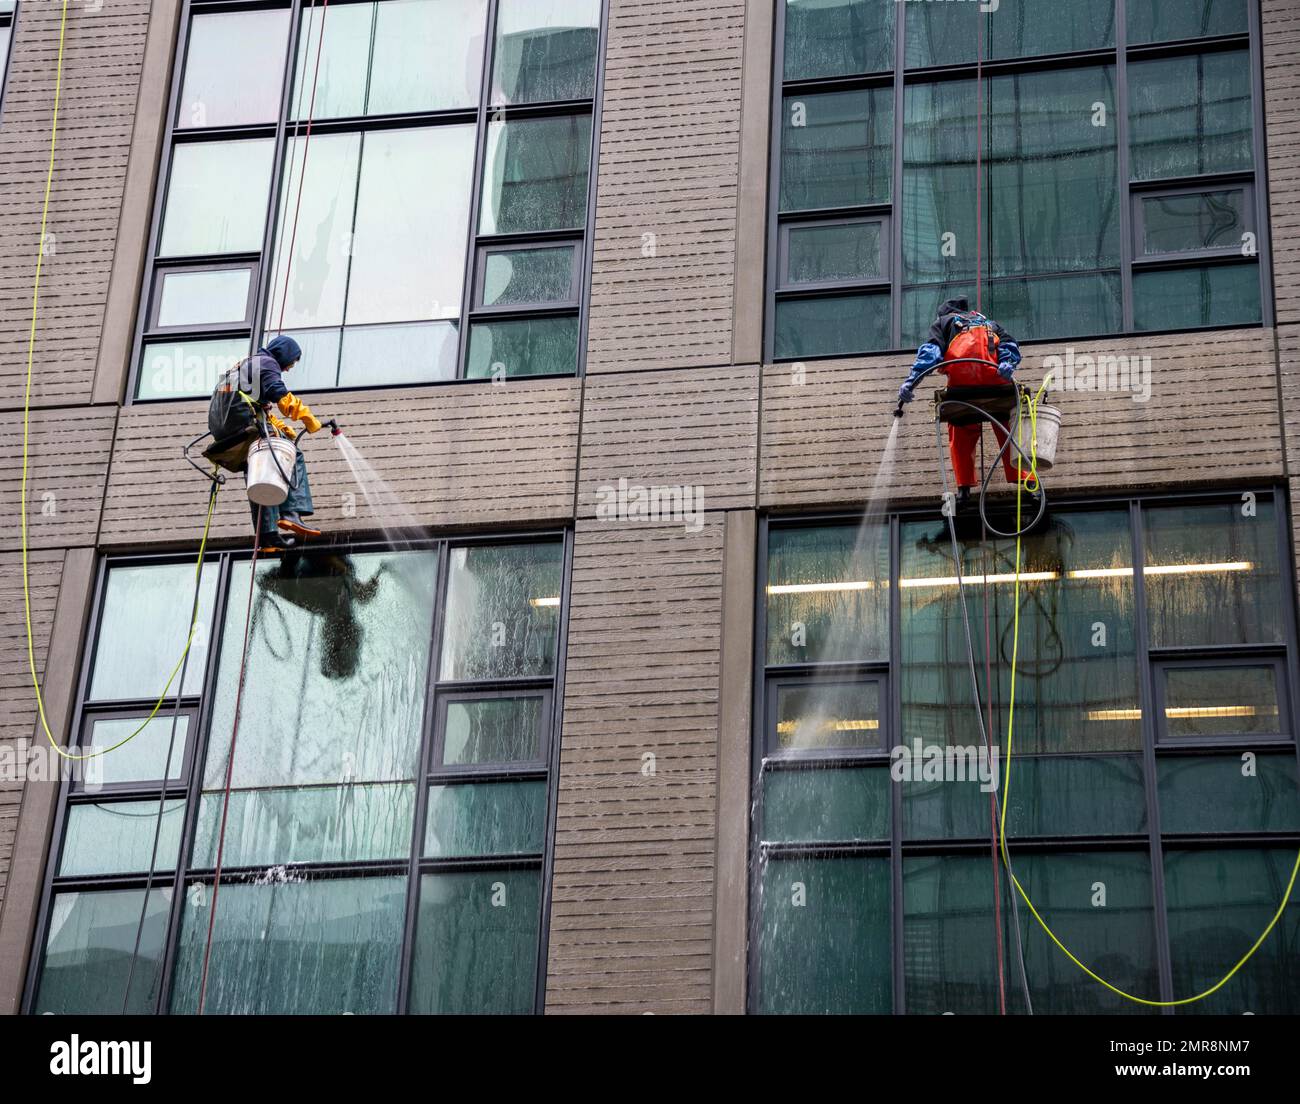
left=896, top=297, right=1037, bottom=507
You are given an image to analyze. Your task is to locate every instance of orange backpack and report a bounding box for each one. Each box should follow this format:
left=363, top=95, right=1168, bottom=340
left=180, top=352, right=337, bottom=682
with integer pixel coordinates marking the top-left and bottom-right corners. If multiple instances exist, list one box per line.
left=946, top=311, right=999, bottom=366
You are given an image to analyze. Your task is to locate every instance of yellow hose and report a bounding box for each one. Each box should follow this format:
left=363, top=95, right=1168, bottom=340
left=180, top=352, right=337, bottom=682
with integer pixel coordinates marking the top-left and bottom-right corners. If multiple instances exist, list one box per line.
left=1000, top=383, right=1300, bottom=1007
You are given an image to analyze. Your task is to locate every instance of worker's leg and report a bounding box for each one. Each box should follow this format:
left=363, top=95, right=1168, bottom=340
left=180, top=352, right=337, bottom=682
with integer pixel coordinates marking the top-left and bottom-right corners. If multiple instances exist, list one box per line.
left=948, top=423, right=980, bottom=487
left=277, top=452, right=321, bottom=537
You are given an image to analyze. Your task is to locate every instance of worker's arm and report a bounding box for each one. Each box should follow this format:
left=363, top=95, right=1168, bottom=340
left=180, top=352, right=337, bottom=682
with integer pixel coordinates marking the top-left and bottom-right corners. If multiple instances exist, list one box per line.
left=898, top=342, right=943, bottom=403
left=992, top=321, right=1021, bottom=379
left=277, top=392, right=322, bottom=434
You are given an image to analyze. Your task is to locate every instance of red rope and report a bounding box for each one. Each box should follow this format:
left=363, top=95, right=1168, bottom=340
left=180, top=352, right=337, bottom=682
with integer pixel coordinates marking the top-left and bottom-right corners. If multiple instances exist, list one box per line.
left=274, top=0, right=331, bottom=336
left=975, top=12, right=985, bottom=313
left=196, top=511, right=263, bottom=1014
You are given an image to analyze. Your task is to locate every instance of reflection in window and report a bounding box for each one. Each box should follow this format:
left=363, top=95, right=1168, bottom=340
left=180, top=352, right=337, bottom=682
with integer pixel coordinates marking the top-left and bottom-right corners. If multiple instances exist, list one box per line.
left=492, top=0, right=601, bottom=105
left=906, top=0, right=1115, bottom=68
left=479, top=114, right=592, bottom=235
left=1162, top=666, right=1282, bottom=740
left=159, top=140, right=275, bottom=258
left=1132, top=263, right=1261, bottom=331
left=780, top=89, right=892, bottom=213
left=1158, top=756, right=1300, bottom=834
left=783, top=0, right=893, bottom=81
left=762, top=767, right=888, bottom=843
left=441, top=695, right=544, bottom=765
left=179, top=9, right=290, bottom=127
left=1128, top=0, right=1247, bottom=45
left=775, top=681, right=881, bottom=751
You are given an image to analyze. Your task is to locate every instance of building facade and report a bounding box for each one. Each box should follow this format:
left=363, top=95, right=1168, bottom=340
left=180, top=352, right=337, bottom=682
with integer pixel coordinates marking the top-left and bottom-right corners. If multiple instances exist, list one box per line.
left=0, top=0, right=1297, bottom=1014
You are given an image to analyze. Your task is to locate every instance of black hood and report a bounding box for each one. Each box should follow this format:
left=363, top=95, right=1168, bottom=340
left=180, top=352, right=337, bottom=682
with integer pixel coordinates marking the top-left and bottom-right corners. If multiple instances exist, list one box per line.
left=939, top=297, right=971, bottom=316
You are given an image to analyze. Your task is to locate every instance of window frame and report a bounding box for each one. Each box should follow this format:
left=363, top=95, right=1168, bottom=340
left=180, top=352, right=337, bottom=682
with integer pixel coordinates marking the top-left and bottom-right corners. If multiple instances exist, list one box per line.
left=764, top=0, right=1274, bottom=362
left=1152, top=654, right=1291, bottom=748
left=0, top=1, right=16, bottom=125
left=1130, top=177, right=1257, bottom=266
left=25, top=531, right=573, bottom=1016
left=127, top=0, right=608, bottom=403
left=750, top=488, right=1300, bottom=1013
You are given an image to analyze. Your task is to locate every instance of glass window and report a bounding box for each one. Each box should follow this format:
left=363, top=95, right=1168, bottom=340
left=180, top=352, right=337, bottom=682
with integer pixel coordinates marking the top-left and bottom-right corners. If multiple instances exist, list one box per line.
left=1159, top=755, right=1300, bottom=834
left=774, top=292, right=890, bottom=359
left=783, top=0, right=893, bottom=81
left=762, top=767, right=888, bottom=842
left=337, top=322, right=460, bottom=387
left=757, top=856, right=891, bottom=1013
left=466, top=315, right=580, bottom=378
left=779, top=88, right=892, bottom=212
left=481, top=245, right=578, bottom=307
left=1130, top=51, right=1253, bottom=181
left=159, top=139, right=275, bottom=258
left=171, top=875, right=407, bottom=1014
left=137, top=336, right=250, bottom=401
left=479, top=114, right=592, bottom=235
left=89, top=562, right=218, bottom=701
left=773, top=680, right=882, bottom=752
left=1165, top=849, right=1300, bottom=1014
left=179, top=9, right=290, bottom=128
left=290, top=2, right=373, bottom=120
left=424, top=780, right=547, bottom=857
left=35, top=889, right=171, bottom=1015
left=410, top=869, right=541, bottom=1014
left=78, top=715, right=188, bottom=787
left=1160, top=665, right=1284, bottom=740
left=156, top=268, right=252, bottom=329
left=440, top=694, right=546, bottom=766
left=1128, top=0, right=1248, bottom=45
left=59, top=801, right=186, bottom=878
left=492, top=0, right=601, bottom=105
left=783, top=220, right=885, bottom=287
left=1138, top=189, right=1251, bottom=257
left=1143, top=500, right=1283, bottom=647
left=439, top=543, right=563, bottom=679
left=1133, top=263, right=1261, bottom=330
left=370, top=0, right=487, bottom=114
left=906, top=0, right=1115, bottom=68
left=766, top=523, right=889, bottom=664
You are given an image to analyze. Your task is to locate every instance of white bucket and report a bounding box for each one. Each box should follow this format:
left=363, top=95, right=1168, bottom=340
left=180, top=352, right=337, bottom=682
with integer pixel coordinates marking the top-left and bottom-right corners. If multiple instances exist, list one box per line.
left=1031, top=405, right=1062, bottom=470
left=246, top=437, right=297, bottom=506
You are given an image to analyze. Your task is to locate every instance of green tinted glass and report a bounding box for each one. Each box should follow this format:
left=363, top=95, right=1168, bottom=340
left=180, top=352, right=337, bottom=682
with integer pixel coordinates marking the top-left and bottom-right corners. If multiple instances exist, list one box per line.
left=1133, top=263, right=1261, bottom=330
left=60, top=801, right=185, bottom=878
left=480, top=114, right=592, bottom=234
left=410, top=869, right=541, bottom=1014
left=1140, top=190, right=1250, bottom=256
left=758, top=856, right=891, bottom=1013
left=1159, top=755, right=1300, bottom=834
left=442, top=695, right=545, bottom=766
left=482, top=246, right=576, bottom=306
left=1130, top=51, right=1252, bottom=181
left=906, top=0, right=1115, bottom=67
left=773, top=292, right=891, bottom=358
left=774, top=681, right=882, bottom=752
left=766, top=524, right=889, bottom=663
left=784, top=0, right=894, bottom=80
left=1162, top=666, right=1282, bottom=739
left=763, top=767, right=888, bottom=842
left=424, top=780, right=547, bottom=857
left=780, top=88, right=892, bottom=212
left=1128, top=0, right=1247, bottom=44
left=466, top=315, right=579, bottom=378
left=786, top=221, right=883, bottom=285
left=492, top=0, right=600, bottom=104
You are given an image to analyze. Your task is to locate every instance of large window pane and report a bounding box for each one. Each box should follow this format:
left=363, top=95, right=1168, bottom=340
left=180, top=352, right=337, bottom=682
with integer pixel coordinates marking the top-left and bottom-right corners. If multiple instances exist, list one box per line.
left=763, top=766, right=888, bottom=842
left=35, top=888, right=171, bottom=1015
left=410, top=869, right=540, bottom=1014
left=439, top=543, right=563, bottom=680
left=1128, top=0, right=1247, bottom=44
left=1165, top=849, right=1300, bottom=1013
left=779, top=88, right=892, bottom=212
left=1130, top=51, right=1252, bottom=181
left=206, top=551, right=437, bottom=792
left=89, top=562, right=219, bottom=702
left=1159, top=755, right=1300, bottom=834
left=785, top=221, right=884, bottom=285
left=901, top=511, right=1140, bottom=753
left=172, top=875, right=406, bottom=1014
left=774, top=292, right=890, bottom=358
left=466, top=315, right=579, bottom=378
left=774, top=680, right=882, bottom=752
left=492, top=0, right=600, bottom=105
left=157, top=268, right=251, bottom=329
left=179, top=9, right=290, bottom=128
left=906, top=0, right=1115, bottom=68
left=424, top=780, right=547, bottom=857
left=1143, top=500, right=1282, bottom=647
left=1162, top=666, right=1283, bottom=739
left=80, top=715, right=187, bottom=786
left=59, top=800, right=186, bottom=877
left=159, top=139, right=274, bottom=257
left=192, top=783, right=415, bottom=868
left=1139, top=189, right=1250, bottom=256
left=766, top=523, right=888, bottom=664
left=338, top=321, right=461, bottom=387
left=441, top=695, right=545, bottom=766
left=370, top=0, right=487, bottom=114
left=479, top=114, right=592, bottom=234
left=137, top=337, right=250, bottom=401
left=757, top=856, right=891, bottom=1013
left=1133, top=263, right=1261, bottom=330
left=291, top=2, right=372, bottom=120
left=346, top=126, right=476, bottom=325
left=265, top=133, right=360, bottom=332
left=783, top=0, right=893, bottom=81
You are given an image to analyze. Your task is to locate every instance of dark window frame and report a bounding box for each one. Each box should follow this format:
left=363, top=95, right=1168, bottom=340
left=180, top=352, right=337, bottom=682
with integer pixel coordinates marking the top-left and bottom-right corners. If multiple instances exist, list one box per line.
left=1130, top=177, right=1257, bottom=265
left=750, top=487, right=1300, bottom=1013
left=1152, top=653, right=1291, bottom=748
left=0, top=1, right=16, bottom=125
left=776, top=213, right=892, bottom=293
left=764, top=0, right=1274, bottom=362
left=24, top=530, right=573, bottom=1015
left=127, top=0, right=609, bottom=403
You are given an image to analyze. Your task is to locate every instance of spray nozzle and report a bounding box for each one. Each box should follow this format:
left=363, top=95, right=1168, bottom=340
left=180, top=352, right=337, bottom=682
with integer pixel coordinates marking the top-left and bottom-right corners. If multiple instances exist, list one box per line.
left=893, top=402, right=905, bottom=419
left=324, top=419, right=342, bottom=437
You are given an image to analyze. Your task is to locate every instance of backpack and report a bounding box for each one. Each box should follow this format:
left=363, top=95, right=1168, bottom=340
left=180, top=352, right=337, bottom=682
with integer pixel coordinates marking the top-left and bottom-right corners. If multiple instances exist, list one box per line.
left=945, top=310, right=999, bottom=366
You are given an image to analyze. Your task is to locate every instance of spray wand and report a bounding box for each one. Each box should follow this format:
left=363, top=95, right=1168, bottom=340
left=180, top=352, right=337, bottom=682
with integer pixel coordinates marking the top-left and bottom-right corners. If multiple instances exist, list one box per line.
left=323, top=419, right=343, bottom=437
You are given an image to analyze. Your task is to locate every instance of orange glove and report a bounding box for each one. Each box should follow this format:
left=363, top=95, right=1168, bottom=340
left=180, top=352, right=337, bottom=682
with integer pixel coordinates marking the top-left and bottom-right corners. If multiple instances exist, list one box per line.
left=267, top=412, right=296, bottom=440
left=277, top=392, right=322, bottom=434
